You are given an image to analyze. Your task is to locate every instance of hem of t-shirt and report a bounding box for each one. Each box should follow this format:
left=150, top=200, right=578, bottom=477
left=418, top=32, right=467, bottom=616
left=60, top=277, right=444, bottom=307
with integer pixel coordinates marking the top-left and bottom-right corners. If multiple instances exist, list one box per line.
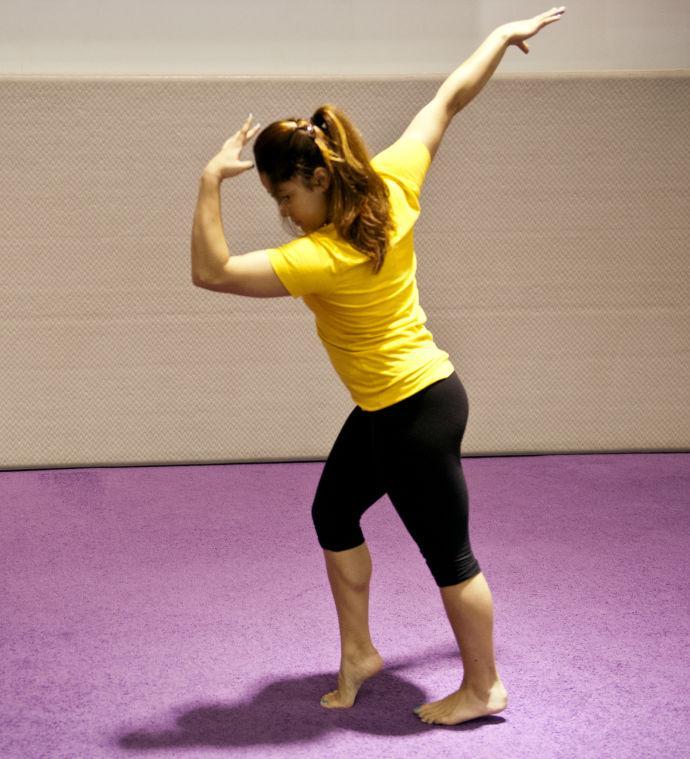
left=355, top=360, right=455, bottom=412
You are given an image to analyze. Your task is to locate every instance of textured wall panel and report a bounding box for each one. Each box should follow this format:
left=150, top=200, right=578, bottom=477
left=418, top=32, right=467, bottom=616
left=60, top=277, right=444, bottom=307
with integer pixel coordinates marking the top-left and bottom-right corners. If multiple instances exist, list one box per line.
left=1, top=73, right=688, bottom=469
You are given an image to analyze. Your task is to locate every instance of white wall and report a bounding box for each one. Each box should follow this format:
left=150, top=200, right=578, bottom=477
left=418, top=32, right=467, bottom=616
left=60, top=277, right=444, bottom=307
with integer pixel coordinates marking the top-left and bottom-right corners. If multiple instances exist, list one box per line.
left=2, top=0, right=689, bottom=77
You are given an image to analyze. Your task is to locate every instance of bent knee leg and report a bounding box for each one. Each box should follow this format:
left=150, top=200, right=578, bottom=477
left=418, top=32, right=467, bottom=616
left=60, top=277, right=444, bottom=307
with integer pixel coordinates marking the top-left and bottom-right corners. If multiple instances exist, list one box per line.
left=311, top=496, right=366, bottom=552
left=311, top=405, right=385, bottom=553
left=426, top=546, right=482, bottom=588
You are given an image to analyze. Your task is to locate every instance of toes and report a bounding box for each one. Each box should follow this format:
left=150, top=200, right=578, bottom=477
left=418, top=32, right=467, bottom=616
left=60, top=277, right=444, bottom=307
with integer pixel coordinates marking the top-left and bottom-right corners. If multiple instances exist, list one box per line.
left=416, top=707, right=439, bottom=724
left=415, top=708, right=433, bottom=723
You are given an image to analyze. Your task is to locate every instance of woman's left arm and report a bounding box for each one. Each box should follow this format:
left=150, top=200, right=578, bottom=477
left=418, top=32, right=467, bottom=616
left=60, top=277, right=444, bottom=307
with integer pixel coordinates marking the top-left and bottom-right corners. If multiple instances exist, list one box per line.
left=191, top=114, right=260, bottom=284
left=191, top=170, right=231, bottom=284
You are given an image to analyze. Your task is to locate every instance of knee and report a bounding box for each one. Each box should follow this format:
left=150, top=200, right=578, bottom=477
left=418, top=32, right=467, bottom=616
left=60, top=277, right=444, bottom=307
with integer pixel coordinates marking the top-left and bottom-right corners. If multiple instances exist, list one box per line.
left=311, top=499, right=364, bottom=553
left=435, top=564, right=482, bottom=588
left=427, top=550, right=481, bottom=588
left=311, top=498, right=331, bottom=541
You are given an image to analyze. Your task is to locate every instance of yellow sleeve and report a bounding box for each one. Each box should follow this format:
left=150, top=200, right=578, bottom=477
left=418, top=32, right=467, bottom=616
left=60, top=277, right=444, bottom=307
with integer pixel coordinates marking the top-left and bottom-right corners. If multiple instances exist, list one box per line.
left=370, top=137, right=432, bottom=200
left=266, top=235, right=336, bottom=299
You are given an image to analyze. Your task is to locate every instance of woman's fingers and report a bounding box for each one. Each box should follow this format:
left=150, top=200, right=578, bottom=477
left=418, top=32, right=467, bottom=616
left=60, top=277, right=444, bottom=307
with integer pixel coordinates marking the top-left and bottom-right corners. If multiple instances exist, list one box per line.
left=541, top=7, right=565, bottom=20
left=242, top=115, right=261, bottom=137
left=541, top=7, right=565, bottom=28
left=238, top=114, right=254, bottom=135
left=222, top=116, right=259, bottom=151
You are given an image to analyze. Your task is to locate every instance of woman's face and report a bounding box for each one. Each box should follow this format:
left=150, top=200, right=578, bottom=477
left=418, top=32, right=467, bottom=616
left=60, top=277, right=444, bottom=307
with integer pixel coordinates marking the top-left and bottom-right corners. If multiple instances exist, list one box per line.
left=260, top=168, right=331, bottom=234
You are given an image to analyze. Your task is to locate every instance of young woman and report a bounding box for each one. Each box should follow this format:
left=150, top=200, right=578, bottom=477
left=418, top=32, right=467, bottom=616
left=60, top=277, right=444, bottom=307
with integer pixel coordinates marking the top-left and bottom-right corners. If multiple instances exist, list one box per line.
left=192, top=7, right=566, bottom=726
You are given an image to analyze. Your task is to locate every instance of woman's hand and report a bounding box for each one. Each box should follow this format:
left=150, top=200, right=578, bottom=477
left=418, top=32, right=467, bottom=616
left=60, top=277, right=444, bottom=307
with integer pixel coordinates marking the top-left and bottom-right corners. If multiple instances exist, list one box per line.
left=204, top=113, right=262, bottom=180
left=501, top=6, right=566, bottom=54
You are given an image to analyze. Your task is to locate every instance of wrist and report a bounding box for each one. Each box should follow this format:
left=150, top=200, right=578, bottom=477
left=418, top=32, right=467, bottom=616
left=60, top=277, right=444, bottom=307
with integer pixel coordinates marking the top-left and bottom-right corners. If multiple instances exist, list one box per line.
left=492, top=25, right=511, bottom=45
left=202, top=166, right=223, bottom=184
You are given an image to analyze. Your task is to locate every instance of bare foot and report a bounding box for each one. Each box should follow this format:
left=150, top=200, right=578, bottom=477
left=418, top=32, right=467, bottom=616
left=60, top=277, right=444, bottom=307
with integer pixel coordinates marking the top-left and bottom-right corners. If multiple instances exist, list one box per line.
left=413, top=680, right=508, bottom=725
left=320, top=649, right=384, bottom=708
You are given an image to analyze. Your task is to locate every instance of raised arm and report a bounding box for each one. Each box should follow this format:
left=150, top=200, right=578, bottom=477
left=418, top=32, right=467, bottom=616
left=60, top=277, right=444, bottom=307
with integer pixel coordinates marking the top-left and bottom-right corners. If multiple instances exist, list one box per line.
left=402, top=7, right=566, bottom=161
left=435, top=27, right=510, bottom=118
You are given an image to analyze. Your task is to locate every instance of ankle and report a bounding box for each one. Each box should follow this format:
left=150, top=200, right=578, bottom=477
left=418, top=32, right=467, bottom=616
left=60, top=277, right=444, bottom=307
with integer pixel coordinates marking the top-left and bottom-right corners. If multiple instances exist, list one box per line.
left=461, top=673, right=503, bottom=698
left=342, top=643, right=378, bottom=660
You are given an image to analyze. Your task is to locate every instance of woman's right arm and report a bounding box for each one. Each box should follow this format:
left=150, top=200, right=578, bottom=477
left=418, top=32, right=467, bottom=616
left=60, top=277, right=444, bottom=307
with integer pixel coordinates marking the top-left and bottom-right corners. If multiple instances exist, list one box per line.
left=436, top=28, right=511, bottom=117
left=436, top=6, right=567, bottom=116
left=400, top=7, right=567, bottom=164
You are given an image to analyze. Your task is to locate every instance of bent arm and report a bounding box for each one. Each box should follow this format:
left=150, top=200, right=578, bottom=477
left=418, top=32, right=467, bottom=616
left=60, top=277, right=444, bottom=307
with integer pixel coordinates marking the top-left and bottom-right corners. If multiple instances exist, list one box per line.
left=436, top=27, right=510, bottom=116
left=191, top=171, right=231, bottom=284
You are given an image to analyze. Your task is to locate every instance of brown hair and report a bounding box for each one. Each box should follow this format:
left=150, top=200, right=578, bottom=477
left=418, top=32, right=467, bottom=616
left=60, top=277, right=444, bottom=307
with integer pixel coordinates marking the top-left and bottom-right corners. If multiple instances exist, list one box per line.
left=253, top=104, right=395, bottom=275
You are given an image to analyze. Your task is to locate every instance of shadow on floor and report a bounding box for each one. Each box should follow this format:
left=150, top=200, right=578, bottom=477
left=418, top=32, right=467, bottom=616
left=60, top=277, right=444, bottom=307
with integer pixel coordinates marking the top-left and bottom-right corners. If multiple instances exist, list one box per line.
left=113, top=653, right=506, bottom=751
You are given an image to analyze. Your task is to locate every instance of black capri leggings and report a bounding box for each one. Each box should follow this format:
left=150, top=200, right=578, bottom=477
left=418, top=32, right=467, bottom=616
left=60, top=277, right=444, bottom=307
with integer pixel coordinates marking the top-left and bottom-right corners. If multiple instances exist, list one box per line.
left=311, top=370, right=481, bottom=588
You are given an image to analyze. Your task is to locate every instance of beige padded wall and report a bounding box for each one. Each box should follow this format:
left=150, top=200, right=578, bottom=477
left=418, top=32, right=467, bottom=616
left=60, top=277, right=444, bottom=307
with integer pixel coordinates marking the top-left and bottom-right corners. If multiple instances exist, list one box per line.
left=1, top=73, right=688, bottom=470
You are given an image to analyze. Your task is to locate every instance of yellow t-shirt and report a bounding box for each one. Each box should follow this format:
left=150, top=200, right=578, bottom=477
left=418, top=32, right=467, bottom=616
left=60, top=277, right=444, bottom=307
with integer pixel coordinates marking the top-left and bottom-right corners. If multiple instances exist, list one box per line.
left=267, top=136, right=455, bottom=411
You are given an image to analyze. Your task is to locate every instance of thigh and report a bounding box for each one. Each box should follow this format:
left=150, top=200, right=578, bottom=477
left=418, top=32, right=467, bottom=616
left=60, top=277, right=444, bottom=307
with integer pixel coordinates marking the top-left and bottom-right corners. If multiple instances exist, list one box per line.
left=385, top=450, right=473, bottom=564
left=311, top=405, right=387, bottom=548
left=371, top=373, right=479, bottom=583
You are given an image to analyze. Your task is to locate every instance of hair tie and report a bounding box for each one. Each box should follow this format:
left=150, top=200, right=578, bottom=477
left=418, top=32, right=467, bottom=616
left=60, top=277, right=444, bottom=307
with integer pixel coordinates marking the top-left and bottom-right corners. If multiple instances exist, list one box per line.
left=301, top=119, right=327, bottom=137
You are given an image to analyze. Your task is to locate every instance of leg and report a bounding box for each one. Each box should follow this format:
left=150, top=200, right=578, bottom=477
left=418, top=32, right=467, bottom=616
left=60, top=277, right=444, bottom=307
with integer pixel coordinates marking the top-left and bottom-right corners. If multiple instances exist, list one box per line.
left=414, top=571, right=508, bottom=725
left=319, top=542, right=385, bottom=708
left=323, top=541, right=377, bottom=657
left=311, top=406, right=387, bottom=708
left=373, top=373, right=508, bottom=724
left=440, top=572, right=500, bottom=694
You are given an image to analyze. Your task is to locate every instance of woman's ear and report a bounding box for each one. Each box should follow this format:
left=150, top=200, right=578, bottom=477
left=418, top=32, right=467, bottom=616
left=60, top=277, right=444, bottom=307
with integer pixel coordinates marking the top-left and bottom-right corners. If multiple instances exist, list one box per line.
left=314, top=167, right=330, bottom=192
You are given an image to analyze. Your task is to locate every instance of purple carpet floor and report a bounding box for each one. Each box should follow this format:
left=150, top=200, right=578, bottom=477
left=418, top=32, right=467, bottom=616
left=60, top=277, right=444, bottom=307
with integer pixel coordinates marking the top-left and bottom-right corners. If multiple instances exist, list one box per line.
left=1, top=452, right=688, bottom=758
